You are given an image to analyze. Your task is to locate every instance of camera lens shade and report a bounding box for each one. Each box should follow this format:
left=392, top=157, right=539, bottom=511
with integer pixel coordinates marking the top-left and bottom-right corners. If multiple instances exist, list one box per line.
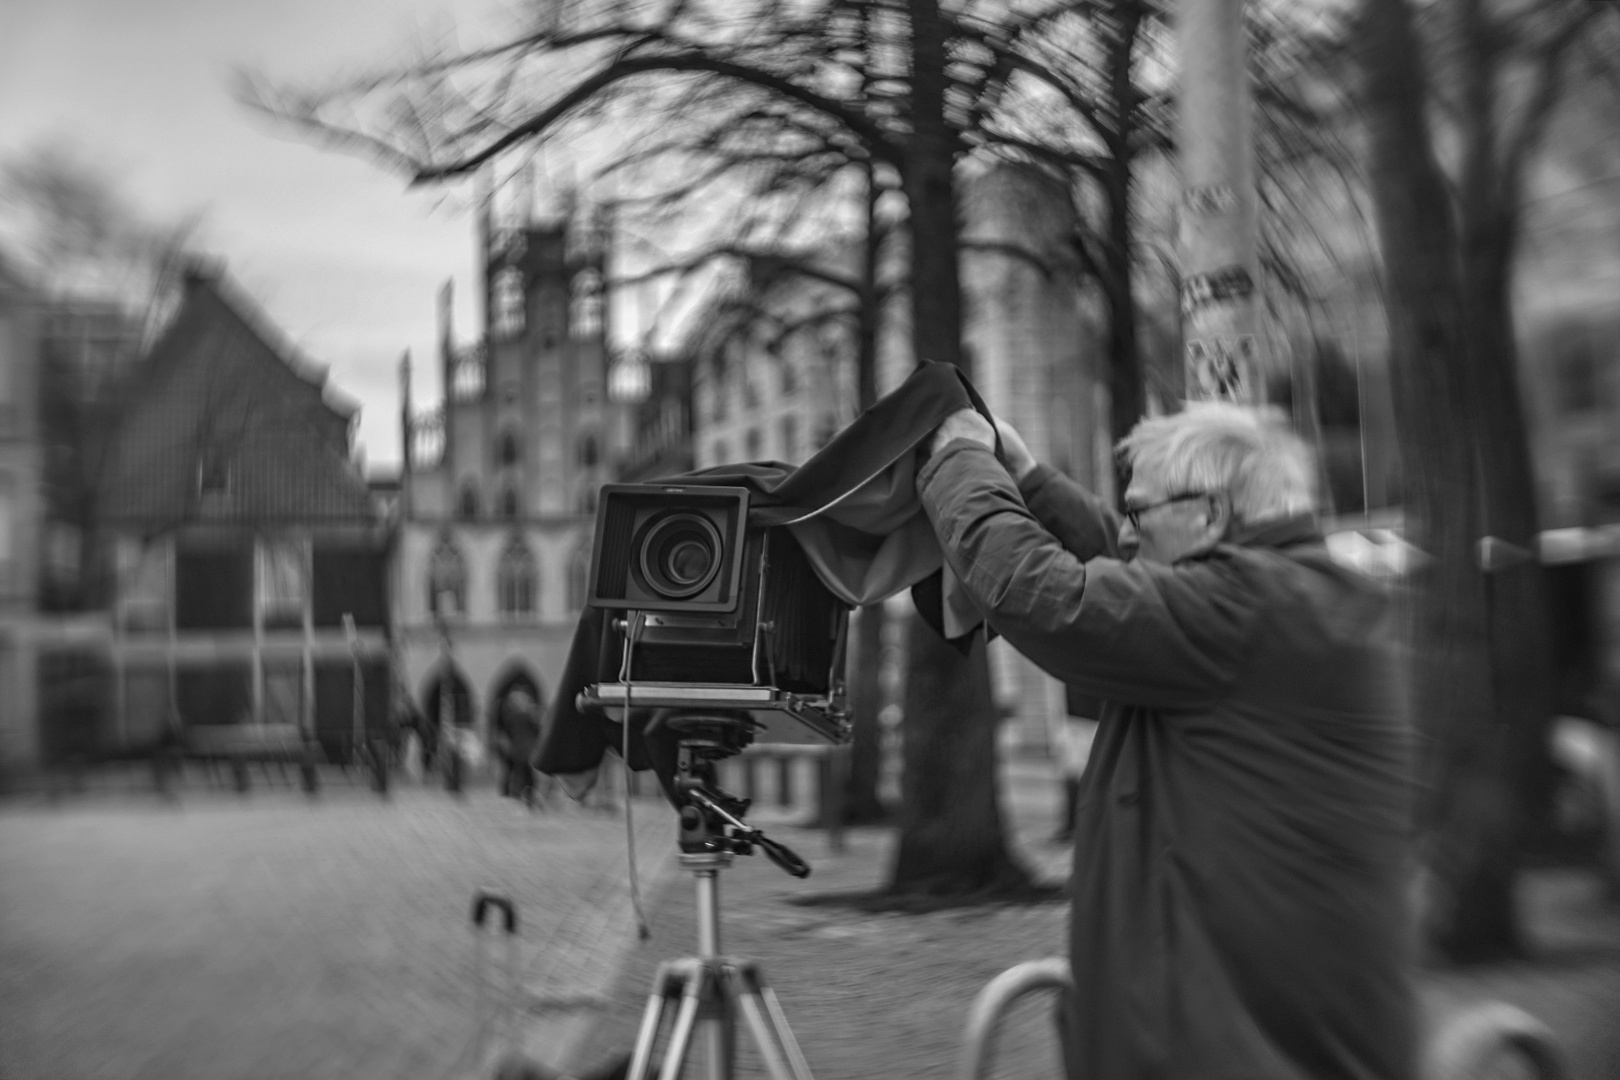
left=639, top=512, right=724, bottom=599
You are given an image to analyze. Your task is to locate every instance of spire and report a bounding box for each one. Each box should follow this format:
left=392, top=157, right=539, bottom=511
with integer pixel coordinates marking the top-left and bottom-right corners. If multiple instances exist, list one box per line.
left=399, top=350, right=415, bottom=511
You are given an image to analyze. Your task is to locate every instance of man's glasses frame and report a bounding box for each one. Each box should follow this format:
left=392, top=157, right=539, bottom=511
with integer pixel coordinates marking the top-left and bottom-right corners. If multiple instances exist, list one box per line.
left=1124, top=492, right=1210, bottom=530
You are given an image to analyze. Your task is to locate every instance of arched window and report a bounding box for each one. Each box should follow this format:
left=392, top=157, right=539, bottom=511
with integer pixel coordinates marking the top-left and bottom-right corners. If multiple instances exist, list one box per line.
left=458, top=481, right=481, bottom=520
left=780, top=355, right=799, bottom=395
left=578, top=432, right=600, bottom=468
left=493, top=266, right=526, bottom=340
left=500, top=487, right=521, bottom=519
left=498, top=430, right=520, bottom=466
left=428, top=538, right=468, bottom=617
left=571, top=269, right=603, bottom=337
left=496, top=535, right=537, bottom=617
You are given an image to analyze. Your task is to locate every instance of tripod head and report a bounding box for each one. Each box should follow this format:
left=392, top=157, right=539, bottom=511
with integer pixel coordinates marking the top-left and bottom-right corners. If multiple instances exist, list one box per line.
left=665, top=713, right=810, bottom=878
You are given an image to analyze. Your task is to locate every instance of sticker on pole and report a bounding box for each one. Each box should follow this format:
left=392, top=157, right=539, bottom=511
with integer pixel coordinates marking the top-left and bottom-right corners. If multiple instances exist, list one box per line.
left=1185, top=336, right=1257, bottom=403
left=1180, top=266, right=1254, bottom=317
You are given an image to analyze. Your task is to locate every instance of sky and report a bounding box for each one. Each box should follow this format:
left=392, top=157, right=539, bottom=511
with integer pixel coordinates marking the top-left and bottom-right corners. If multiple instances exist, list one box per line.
left=0, top=0, right=537, bottom=471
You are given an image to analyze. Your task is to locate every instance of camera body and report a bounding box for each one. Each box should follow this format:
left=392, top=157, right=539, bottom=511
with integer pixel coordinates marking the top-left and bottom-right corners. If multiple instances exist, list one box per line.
left=582, top=483, right=850, bottom=745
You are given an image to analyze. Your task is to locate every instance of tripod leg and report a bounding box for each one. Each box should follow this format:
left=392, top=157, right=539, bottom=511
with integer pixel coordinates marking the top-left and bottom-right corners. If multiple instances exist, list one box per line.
left=627, top=961, right=687, bottom=1080
left=703, top=997, right=735, bottom=1080
left=656, top=966, right=710, bottom=1080
left=731, top=963, right=815, bottom=1080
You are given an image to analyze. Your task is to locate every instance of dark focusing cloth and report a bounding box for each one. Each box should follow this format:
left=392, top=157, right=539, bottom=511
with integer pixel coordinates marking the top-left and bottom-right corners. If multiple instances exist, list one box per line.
left=917, top=440, right=1417, bottom=1080
left=535, top=360, right=991, bottom=792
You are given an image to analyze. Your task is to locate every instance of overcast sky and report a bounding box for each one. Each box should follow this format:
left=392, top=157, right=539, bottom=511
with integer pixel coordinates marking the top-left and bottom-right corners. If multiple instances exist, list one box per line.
left=0, top=0, right=541, bottom=471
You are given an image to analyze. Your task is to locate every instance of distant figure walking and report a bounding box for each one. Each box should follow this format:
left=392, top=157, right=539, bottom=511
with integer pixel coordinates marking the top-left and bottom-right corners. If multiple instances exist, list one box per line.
left=497, top=692, right=542, bottom=805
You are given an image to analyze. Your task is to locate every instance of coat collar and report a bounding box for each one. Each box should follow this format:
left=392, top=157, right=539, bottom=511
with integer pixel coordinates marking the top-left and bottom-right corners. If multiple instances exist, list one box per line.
left=1226, top=514, right=1322, bottom=550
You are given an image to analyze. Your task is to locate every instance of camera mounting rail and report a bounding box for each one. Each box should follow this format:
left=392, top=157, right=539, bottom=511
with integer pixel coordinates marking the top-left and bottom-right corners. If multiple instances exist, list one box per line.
left=577, top=682, right=848, bottom=747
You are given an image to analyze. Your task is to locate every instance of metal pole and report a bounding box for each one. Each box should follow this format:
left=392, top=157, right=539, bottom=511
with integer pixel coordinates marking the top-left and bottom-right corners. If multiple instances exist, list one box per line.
left=1176, top=0, right=1264, bottom=405
left=344, top=613, right=361, bottom=769
left=691, top=859, right=732, bottom=1080
left=434, top=593, right=462, bottom=795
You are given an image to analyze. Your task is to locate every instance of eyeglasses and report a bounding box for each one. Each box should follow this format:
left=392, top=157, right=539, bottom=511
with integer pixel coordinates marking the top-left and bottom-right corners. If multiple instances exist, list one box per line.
left=1123, top=492, right=1209, bottom=530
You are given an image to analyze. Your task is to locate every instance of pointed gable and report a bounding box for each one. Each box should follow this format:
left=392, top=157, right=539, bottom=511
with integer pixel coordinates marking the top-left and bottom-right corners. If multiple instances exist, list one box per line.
left=98, top=268, right=376, bottom=527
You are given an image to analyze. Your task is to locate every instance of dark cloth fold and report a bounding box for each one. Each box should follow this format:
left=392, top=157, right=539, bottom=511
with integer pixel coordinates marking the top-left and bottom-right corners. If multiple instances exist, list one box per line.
left=536, top=361, right=993, bottom=790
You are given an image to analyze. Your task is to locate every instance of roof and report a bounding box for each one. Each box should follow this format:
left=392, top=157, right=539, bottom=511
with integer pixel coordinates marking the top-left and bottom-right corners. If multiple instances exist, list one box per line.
left=97, top=269, right=377, bottom=527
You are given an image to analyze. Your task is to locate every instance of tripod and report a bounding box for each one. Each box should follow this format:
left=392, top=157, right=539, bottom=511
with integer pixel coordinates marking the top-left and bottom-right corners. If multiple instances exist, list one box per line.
left=624, top=716, right=816, bottom=1080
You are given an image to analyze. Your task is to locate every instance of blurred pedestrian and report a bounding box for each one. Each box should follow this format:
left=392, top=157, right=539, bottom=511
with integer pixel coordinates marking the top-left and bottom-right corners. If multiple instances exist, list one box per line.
left=920, top=402, right=1415, bottom=1080
left=497, top=692, right=542, bottom=805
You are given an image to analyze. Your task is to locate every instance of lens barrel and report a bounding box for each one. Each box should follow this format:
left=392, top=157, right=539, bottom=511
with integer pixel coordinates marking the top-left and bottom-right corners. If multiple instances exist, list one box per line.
left=638, top=512, right=724, bottom=599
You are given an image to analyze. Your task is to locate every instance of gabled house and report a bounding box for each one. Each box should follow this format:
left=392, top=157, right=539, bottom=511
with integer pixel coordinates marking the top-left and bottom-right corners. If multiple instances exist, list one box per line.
left=87, top=265, right=390, bottom=764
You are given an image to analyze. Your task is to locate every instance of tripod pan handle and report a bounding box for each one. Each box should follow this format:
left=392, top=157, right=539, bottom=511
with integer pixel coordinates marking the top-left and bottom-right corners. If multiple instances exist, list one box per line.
left=758, top=835, right=811, bottom=878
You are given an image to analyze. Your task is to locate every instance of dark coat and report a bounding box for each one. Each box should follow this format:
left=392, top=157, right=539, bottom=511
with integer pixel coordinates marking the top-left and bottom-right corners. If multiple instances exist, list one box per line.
left=918, top=442, right=1416, bottom=1080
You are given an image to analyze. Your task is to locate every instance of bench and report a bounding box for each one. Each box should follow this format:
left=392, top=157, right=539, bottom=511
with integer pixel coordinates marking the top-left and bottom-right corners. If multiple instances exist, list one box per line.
left=181, top=724, right=323, bottom=793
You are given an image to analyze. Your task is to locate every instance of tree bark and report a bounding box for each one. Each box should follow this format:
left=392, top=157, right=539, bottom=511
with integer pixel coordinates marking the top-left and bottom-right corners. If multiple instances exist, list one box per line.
left=891, top=622, right=1029, bottom=894
left=1103, top=1, right=1145, bottom=483
left=1357, top=0, right=1522, bottom=961
left=887, top=0, right=1030, bottom=896
left=1453, top=0, right=1559, bottom=858
left=842, top=603, right=889, bottom=824
left=836, top=152, right=889, bottom=826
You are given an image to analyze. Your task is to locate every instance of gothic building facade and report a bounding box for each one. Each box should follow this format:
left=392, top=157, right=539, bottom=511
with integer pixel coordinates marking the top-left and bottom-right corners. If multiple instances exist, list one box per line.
left=394, top=205, right=640, bottom=744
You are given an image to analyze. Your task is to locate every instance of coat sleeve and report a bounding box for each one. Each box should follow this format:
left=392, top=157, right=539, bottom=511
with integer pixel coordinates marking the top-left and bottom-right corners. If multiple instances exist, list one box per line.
left=918, top=441, right=1263, bottom=709
left=1017, top=464, right=1122, bottom=560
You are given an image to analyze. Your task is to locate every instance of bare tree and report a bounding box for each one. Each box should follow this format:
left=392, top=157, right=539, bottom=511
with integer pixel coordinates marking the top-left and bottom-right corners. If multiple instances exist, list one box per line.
left=1356, top=0, right=1619, bottom=960
left=2, top=143, right=200, bottom=609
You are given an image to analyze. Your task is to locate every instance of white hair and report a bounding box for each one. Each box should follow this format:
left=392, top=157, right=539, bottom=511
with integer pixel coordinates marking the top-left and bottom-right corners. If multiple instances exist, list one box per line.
left=1116, top=402, right=1317, bottom=525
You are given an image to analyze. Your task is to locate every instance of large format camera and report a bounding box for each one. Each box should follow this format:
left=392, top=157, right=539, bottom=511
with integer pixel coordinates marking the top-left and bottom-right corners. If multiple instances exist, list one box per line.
left=579, top=483, right=851, bottom=746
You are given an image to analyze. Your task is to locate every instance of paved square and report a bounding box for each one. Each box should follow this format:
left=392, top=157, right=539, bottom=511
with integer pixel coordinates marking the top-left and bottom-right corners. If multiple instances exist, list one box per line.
left=0, top=783, right=679, bottom=1080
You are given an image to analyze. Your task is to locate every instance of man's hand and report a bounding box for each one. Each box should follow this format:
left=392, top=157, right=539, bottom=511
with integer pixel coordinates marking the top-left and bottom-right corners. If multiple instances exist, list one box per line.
left=929, top=408, right=996, bottom=456
left=994, top=417, right=1038, bottom=482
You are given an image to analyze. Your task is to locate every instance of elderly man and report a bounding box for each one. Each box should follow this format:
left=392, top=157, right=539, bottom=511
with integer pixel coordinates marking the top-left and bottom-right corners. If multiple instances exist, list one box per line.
left=920, top=403, right=1415, bottom=1080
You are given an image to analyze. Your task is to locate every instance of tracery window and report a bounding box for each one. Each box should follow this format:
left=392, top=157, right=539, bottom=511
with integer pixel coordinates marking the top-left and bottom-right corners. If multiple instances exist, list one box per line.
left=427, top=538, right=468, bottom=617
left=494, top=267, right=526, bottom=339
left=496, top=535, right=537, bottom=617
left=571, top=269, right=603, bottom=337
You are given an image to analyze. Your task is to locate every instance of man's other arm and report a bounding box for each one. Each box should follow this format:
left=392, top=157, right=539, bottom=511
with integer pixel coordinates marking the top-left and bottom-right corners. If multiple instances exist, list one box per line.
left=1017, top=465, right=1122, bottom=561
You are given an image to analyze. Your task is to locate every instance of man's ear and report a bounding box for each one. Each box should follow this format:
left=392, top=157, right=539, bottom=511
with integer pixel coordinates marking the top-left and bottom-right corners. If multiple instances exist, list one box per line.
left=1185, top=494, right=1232, bottom=558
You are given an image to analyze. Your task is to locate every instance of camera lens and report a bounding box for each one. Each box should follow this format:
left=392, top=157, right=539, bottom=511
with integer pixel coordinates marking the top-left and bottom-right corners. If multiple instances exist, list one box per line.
left=638, top=512, right=724, bottom=599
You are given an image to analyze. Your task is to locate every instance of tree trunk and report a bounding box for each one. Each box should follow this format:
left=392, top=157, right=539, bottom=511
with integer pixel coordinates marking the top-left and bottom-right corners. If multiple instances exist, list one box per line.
left=1103, top=2, right=1145, bottom=487
left=1357, top=0, right=1522, bottom=961
left=836, top=154, right=888, bottom=825
left=890, top=621, right=1029, bottom=894
left=886, top=0, right=1029, bottom=896
left=1453, top=0, right=1557, bottom=858
left=842, top=603, right=889, bottom=824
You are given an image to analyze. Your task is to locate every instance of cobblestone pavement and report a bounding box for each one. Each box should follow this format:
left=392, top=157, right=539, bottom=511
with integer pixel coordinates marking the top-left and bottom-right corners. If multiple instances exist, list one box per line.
left=4, top=761, right=1617, bottom=1080
left=571, top=768, right=1620, bottom=1080
left=0, top=775, right=682, bottom=1080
